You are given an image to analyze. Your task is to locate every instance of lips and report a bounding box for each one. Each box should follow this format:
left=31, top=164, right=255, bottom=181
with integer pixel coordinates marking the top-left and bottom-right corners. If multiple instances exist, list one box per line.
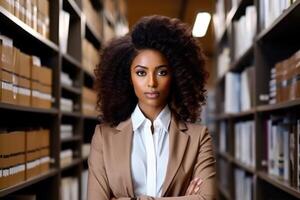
left=144, top=91, right=160, bottom=99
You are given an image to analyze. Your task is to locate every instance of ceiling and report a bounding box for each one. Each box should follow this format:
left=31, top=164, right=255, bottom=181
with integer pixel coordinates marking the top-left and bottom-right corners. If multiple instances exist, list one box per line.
left=127, top=0, right=215, bottom=57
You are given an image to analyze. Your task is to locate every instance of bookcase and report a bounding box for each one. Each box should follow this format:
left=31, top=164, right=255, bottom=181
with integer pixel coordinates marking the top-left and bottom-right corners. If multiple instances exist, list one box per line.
left=213, top=0, right=300, bottom=199
left=0, top=0, right=128, bottom=199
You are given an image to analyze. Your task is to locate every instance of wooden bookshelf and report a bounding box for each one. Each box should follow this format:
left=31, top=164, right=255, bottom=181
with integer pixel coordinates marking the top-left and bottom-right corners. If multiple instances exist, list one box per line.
left=0, top=0, right=128, bottom=199
left=0, top=169, right=58, bottom=198
left=214, top=0, right=300, bottom=199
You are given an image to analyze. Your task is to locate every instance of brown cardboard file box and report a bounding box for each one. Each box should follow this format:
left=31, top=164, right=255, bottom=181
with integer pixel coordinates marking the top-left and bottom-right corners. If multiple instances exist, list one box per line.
left=31, top=60, right=52, bottom=109
left=1, top=36, right=17, bottom=104
left=15, top=50, right=31, bottom=106
left=25, top=130, right=40, bottom=179
left=39, top=129, right=50, bottom=173
left=0, top=131, right=26, bottom=189
left=38, top=66, right=52, bottom=109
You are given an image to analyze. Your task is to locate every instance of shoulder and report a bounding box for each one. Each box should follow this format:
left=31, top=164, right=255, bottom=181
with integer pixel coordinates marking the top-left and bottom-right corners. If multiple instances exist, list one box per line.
left=183, top=122, right=210, bottom=141
left=185, top=122, right=207, bottom=134
left=92, top=123, right=117, bottom=141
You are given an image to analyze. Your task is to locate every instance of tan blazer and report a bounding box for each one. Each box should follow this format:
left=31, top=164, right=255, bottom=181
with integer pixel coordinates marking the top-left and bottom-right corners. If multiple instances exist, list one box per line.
left=87, top=114, right=216, bottom=200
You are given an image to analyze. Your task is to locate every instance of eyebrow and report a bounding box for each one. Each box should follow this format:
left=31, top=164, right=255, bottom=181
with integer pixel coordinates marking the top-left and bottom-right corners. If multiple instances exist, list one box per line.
left=134, top=64, right=169, bottom=69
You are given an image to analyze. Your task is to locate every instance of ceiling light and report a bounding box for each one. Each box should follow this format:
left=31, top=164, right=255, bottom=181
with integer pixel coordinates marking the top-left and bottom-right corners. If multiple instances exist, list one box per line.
left=192, top=12, right=211, bottom=37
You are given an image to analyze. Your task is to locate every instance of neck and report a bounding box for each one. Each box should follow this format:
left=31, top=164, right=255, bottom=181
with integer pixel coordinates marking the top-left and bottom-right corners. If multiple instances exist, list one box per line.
left=138, top=103, right=166, bottom=123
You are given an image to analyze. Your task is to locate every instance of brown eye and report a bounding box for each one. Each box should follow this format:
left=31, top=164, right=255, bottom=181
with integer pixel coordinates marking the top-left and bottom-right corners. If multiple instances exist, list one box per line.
left=136, top=70, right=146, bottom=76
left=158, top=70, right=168, bottom=76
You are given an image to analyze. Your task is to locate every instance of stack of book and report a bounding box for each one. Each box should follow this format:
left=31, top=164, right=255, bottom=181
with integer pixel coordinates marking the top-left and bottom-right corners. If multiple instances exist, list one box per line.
left=60, top=149, right=73, bottom=167
left=234, top=168, right=253, bottom=200
left=60, top=98, right=73, bottom=112
left=259, top=0, right=295, bottom=30
left=60, top=124, right=73, bottom=140
left=272, top=50, right=300, bottom=104
left=234, top=120, right=256, bottom=168
left=225, top=66, right=255, bottom=113
left=217, top=47, right=230, bottom=78
left=61, top=71, right=73, bottom=87
left=61, top=176, right=79, bottom=200
left=263, top=116, right=300, bottom=186
left=81, top=170, right=88, bottom=200
left=212, top=0, right=225, bottom=40
left=233, top=5, right=256, bottom=59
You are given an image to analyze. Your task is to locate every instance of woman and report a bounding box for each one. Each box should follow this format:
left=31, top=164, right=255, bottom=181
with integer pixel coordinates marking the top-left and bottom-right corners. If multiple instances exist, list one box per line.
left=88, top=15, right=216, bottom=200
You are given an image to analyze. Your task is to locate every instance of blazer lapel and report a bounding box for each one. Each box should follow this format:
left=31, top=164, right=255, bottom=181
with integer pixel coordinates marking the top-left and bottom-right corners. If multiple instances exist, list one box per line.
left=114, top=118, right=135, bottom=197
left=161, top=114, right=189, bottom=196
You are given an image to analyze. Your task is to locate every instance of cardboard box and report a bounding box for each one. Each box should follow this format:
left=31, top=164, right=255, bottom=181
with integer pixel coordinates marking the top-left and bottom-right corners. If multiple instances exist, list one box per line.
left=0, top=167, right=25, bottom=189
left=40, top=129, right=50, bottom=148
left=30, top=80, right=39, bottom=107
left=1, top=70, right=14, bottom=103
left=40, top=155, right=49, bottom=173
left=0, top=131, right=26, bottom=168
left=0, top=35, right=14, bottom=73
left=38, top=66, right=51, bottom=85
left=26, top=160, right=40, bottom=179
left=39, top=84, right=51, bottom=108
left=17, top=76, right=31, bottom=106
left=17, top=51, right=31, bottom=79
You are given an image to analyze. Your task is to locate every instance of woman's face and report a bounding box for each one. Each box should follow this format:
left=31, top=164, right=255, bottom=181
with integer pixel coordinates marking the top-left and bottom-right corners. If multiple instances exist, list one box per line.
left=130, top=49, right=172, bottom=110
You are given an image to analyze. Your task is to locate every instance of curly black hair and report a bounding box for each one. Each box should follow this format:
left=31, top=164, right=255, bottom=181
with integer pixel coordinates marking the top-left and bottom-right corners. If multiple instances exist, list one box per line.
left=95, top=15, right=208, bottom=126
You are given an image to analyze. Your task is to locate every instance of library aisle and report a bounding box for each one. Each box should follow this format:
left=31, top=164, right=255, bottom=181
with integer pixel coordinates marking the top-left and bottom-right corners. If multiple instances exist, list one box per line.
left=0, top=0, right=299, bottom=200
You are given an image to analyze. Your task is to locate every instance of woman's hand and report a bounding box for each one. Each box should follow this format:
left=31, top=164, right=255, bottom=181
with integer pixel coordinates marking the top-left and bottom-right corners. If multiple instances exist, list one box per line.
left=185, top=177, right=203, bottom=195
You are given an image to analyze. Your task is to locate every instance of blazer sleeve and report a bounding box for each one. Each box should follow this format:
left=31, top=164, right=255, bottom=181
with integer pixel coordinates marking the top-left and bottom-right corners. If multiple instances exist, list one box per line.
left=87, top=125, right=111, bottom=200
left=189, top=127, right=216, bottom=200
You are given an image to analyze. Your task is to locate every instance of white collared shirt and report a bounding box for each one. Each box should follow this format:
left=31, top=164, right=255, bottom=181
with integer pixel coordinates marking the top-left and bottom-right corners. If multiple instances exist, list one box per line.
left=130, top=105, right=171, bottom=197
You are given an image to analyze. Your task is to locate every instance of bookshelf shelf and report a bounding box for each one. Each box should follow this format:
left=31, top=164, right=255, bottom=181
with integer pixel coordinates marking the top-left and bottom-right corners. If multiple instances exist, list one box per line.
left=62, top=53, right=82, bottom=69
left=232, top=159, right=255, bottom=174
left=257, top=171, right=300, bottom=199
left=62, top=84, right=82, bottom=95
left=84, top=21, right=101, bottom=49
left=256, top=99, right=300, bottom=113
left=83, top=115, right=98, bottom=121
left=0, top=103, right=58, bottom=115
left=256, top=0, right=300, bottom=42
left=218, top=151, right=234, bottom=163
left=226, top=0, right=253, bottom=23
left=61, top=111, right=81, bottom=117
left=215, top=109, right=255, bottom=120
left=218, top=184, right=231, bottom=200
left=83, top=67, right=96, bottom=80
left=0, top=7, right=59, bottom=53
left=64, top=0, right=82, bottom=18
left=0, top=168, right=58, bottom=198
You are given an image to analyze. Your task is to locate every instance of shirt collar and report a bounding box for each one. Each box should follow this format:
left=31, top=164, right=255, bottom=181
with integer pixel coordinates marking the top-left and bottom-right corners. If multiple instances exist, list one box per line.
left=131, top=104, right=171, bottom=133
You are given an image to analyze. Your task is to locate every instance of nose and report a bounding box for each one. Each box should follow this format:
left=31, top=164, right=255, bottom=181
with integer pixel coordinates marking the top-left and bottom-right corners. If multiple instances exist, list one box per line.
left=148, top=73, right=158, bottom=88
